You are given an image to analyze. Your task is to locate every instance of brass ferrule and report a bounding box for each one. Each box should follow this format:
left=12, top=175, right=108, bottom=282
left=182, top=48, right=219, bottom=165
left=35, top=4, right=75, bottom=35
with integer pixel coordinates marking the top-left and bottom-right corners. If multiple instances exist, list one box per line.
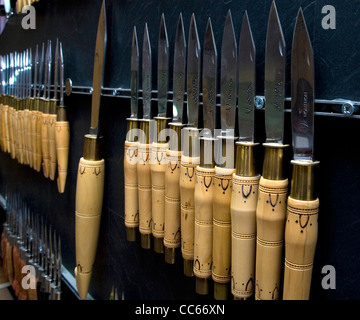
left=83, top=134, right=102, bottom=161
left=262, top=143, right=289, bottom=180
left=196, top=277, right=209, bottom=295
left=235, top=141, right=259, bottom=177
left=42, top=98, right=50, bottom=113
left=183, top=259, right=194, bottom=277
left=126, top=227, right=137, bottom=242
left=164, top=247, right=176, bottom=264
left=217, top=135, right=237, bottom=169
left=200, top=137, right=215, bottom=168
left=141, top=233, right=151, bottom=249
left=56, top=105, right=67, bottom=121
left=168, top=122, right=185, bottom=152
left=49, top=99, right=57, bottom=114
left=126, top=118, right=138, bottom=142
left=138, top=119, right=153, bottom=144
left=214, top=282, right=229, bottom=300
left=290, top=160, right=319, bottom=201
left=26, top=97, right=32, bottom=110
left=153, top=237, right=164, bottom=253
left=182, top=127, right=200, bottom=158
left=15, top=97, right=20, bottom=110
left=154, top=116, right=170, bottom=143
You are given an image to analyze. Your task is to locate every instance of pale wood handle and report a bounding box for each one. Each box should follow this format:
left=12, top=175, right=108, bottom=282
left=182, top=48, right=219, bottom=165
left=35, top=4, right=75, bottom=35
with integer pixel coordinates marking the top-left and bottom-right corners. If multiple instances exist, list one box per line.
left=231, top=174, right=260, bottom=299
left=4, top=105, right=10, bottom=153
left=151, top=142, right=168, bottom=239
left=30, top=110, right=36, bottom=169
left=212, top=166, right=235, bottom=285
left=1, top=105, right=6, bottom=152
left=75, top=157, right=105, bottom=300
left=283, top=196, right=319, bottom=300
left=41, top=113, right=50, bottom=177
left=9, top=106, right=14, bottom=158
left=35, top=111, right=42, bottom=172
left=137, top=143, right=152, bottom=236
left=180, top=156, right=199, bottom=262
left=194, top=166, right=214, bottom=279
left=255, top=177, right=288, bottom=300
left=55, top=121, right=70, bottom=193
left=164, top=150, right=182, bottom=249
left=124, top=140, right=139, bottom=229
left=23, top=109, right=29, bottom=166
left=18, top=110, right=25, bottom=164
left=48, top=114, right=57, bottom=181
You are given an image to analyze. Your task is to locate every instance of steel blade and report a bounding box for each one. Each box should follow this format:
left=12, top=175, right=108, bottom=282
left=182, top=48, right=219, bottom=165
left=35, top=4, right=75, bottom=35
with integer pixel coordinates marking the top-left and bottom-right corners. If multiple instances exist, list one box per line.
left=186, top=13, right=200, bottom=128
left=202, top=17, right=217, bottom=134
left=46, top=40, right=52, bottom=99
left=265, top=1, right=286, bottom=144
left=33, top=45, right=38, bottom=98
left=90, top=0, right=107, bottom=136
left=53, top=39, right=58, bottom=100
left=291, top=8, right=314, bottom=161
left=172, top=13, right=186, bottom=122
left=38, top=43, right=44, bottom=98
left=43, top=41, right=50, bottom=99
left=220, top=10, right=237, bottom=133
left=157, top=13, right=169, bottom=117
left=130, top=26, right=139, bottom=119
left=142, top=22, right=152, bottom=119
left=59, top=42, right=64, bottom=105
left=238, top=11, right=256, bottom=142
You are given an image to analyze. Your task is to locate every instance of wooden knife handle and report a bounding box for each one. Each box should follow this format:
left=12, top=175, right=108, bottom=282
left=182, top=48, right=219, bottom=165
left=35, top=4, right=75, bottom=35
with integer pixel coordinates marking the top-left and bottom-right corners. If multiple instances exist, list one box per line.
left=163, top=149, right=182, bottom=262
left=124, top=140, right=139, bottom=235
left=137, top=142, right=152, bottom=248
left=4, top=105, right=10, bottom=153
left=255, top=177, right=288, bottom=300
left=23, top=109, right=29, bottom=166
left=48, top=114, right=57, bottom=181
left=6, top=241, right=13, bottom=284
left=30, top=110, right=36, bottom=169
left=55, top=120, right=70, bottom=193
left=35, top=111, right=43, bottom=172
left=151, top=142, right=168, bottom=251
left=75, top=156, right=105, bottom=300
left=41, top=113, right=50, bottom=178
left=212, top=166, right=235, bottom=299
left=0, top=104, right=5, bottom=152
left=194, top=166, right=214, bottom=284
left=9, top=106, right=15, bottom=158
left=17, top=110, right=24, bottom=164
left=180, top=155, right=199, bottom=275
left=230, top=174, right=260, bottom=299
left=283, top=196, right=319, bottom=300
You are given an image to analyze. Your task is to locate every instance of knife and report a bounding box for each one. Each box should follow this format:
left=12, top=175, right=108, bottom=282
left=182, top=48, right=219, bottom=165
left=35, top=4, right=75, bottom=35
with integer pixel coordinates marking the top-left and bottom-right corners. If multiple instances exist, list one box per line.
left=212, top=10, right=237, bottom=300
left=55, top=41, right=70, bottom=193
left=230, top=11, right=259, bottom=300
left=283, top=8, right=319, bottom=300
left=193, top=17, right=217, bottom=295
left=48, top=39, right=59, bottom=181
left=151, top=14, right=170, bottom=253
left=255, top=1, right=288, bottom=301
left=41, top=40, right=52, bottom=178
left=137, top=22, right=153, bottom=249
left=124, top=26, right=139, bottom=241
left=74, top=0, right=106, bottom=300
left=163, top=13, right=186, bottom=264
left=180, top=13, right=201, bottom=277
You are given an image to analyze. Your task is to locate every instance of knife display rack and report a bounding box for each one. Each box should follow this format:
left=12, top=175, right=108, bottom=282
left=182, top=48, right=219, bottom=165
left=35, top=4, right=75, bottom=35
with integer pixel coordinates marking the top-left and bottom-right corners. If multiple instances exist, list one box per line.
left=0, top=0, right=360, bottom=301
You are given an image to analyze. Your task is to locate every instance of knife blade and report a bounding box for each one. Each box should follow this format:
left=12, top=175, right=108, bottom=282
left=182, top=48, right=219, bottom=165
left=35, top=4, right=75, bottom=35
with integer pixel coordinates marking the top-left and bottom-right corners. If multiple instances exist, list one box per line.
left=212, top=10, right=237, bottom=300
left=283, top=7, right=320, bottom=300
left=151, top=14, right=170, bottom=253
left=193, top=17, right=217, bottom=295
left=74, top=0, right=107, bottom=300
left=163, top=13, right=186, bottom=265
left=124, top=26, right=140, bottom=241
left=255, top=1, right=289, bottom=301
left=230, top=11, right=260, bottom=301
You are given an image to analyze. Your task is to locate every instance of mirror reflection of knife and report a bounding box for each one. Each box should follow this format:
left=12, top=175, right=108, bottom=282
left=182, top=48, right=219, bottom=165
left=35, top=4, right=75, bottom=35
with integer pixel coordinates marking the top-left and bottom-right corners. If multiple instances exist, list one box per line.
left=74, top=0, right=107, bottom=300
left=283, top=8, right=320, bottom=300
left=212, top=10, right=237, bottom=300
left=163, top=13, right=186, bottom=265
left=193, top=17, right=217, bottom=295
left=151, top=14, right=170, bottom=254
left=230, top=11, right=259, bottom=301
